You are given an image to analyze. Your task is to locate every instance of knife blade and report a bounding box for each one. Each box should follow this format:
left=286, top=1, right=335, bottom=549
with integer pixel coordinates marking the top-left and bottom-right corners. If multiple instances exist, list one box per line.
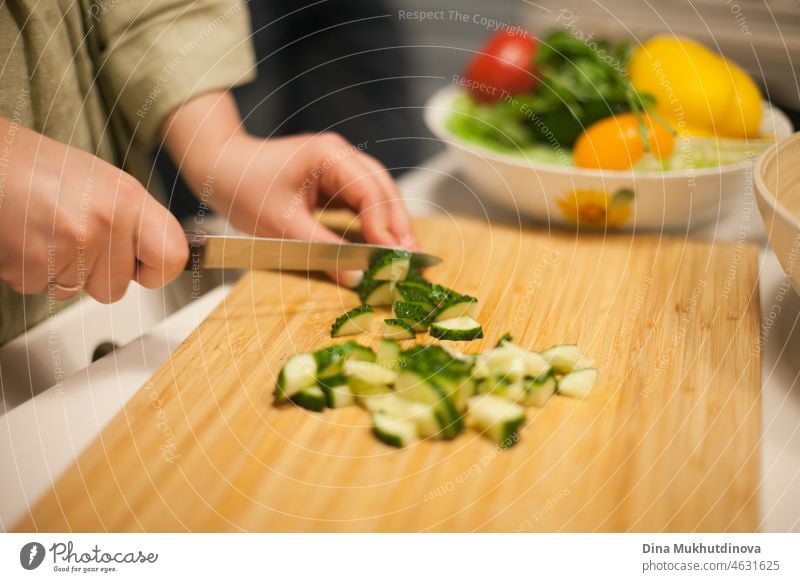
left=185, top=234, right=441, bottom=272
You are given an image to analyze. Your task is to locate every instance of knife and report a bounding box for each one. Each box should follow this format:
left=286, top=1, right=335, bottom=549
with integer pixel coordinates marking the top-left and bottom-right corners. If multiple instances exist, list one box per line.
left=184, top=233, right=441, bottom=272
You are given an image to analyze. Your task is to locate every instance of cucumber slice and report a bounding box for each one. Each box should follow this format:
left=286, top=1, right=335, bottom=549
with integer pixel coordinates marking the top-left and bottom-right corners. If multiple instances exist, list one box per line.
left=291, top=386, right=327, bottom=412
left=369, top=250, right=411, bottom=281
left=495, top=333, right=514, bottom=347
left=393, top=301, right=433, bottom=332
left=331, top=305, right=374, bottom=337
left=380, top=318, right=416, bottom=340
left=394, top=369, right=463, bottom=439
left=372, top=412, right=418, bottom=447
left=522, top=374, right=557, bottom=407
left=376, top=339, right=402, bottom=370
left=344, top=359, right=397, bottom=385
left=541, top=344, right=582, bottom=373
left=434, top=296, right=478, bottom=321
left=358, top=279, right=395, bottom=307
left=429, top=317, right=484, bottom=341
left=274, top=353, right=317, bottom=403
left=325, top=384, right=355, bottom=408
left=557, top=368, right=598, bottom=399
left=466, top=394, right=526, bottom=448
left=347, top=377, right=393, bottom=406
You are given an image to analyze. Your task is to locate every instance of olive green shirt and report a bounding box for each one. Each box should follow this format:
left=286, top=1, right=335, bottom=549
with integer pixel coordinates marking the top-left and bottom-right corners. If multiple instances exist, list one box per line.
left=0, top=0, right=255, bottom=345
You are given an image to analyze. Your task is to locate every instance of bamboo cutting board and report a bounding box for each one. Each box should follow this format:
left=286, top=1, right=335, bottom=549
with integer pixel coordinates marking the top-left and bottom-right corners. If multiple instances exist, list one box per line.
left=16, top=215, right=761, bottom=532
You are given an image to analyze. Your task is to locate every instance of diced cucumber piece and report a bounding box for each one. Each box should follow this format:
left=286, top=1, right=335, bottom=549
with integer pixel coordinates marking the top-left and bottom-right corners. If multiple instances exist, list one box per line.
left=522, top=374, right=557, bottom=407
left=314, top=341, right=375, bottom=378
left=495, top=333, right=514, bottom=347
left=393, top=301, right=433, bottom=332
left=380, top=318, right=416, bottom=340
left=434, top=296, right=478, bottom=322
left=376, top=339, right=402, bottom=370
left=331, top=305, right=374, bottom=337
left=326, top=384, right=355, bottom=408
left=541, top=344, right=582, bottom=373
left=274, top=353, right=317, bottom=403
left=291, top=386, right=327, bottom=412
left=372, top=412, right=418, bottom=448
left=318, top=372, right=347, bottom=391
left=522, top=352, right=551, bottom=378
left=466, top=394, right=526, bottom=448
left=369, top=250, right=411, bottom=281
left=344, top=359, right=397, bottom=385
left=394, top=370, right=463, bottom=439
left=478, top=376, right=526, bottom=403
left=429, top=317, right=484, bottom=341
left=363, top=394, right=439, bottom=437
left=347, top=376, right=393, bottom=406
left=358, top=279, right=395, bottom=307
left=557, top=368, right=598, bottom=399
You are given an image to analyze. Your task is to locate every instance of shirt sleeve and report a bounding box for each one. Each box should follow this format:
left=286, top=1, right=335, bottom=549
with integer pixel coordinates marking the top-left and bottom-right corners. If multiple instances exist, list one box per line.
left=91, top=0, right=256, bottom=146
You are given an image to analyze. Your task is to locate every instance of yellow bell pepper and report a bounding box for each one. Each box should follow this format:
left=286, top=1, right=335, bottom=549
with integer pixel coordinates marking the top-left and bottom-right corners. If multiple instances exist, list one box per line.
left=628, top=36, right=762, bottom=138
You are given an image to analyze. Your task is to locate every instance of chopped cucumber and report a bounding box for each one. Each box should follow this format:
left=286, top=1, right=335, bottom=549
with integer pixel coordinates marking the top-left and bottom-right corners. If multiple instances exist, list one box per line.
left=331, top=305, right=374, bottom=337
left=363, top=394, right=440, bottom=437
left=376, top=339, right=402, bottom=370
left=429, top=317, right=484, bottom=341
left=344, top=359, right=397, bottom=385
left=394, top=369, right=463, bottom=439
left=314, top=341, right=375, bottom=378
left=541, top=344, right=582, bottom=373
left=369, top=250, right=411, bottom=281
left=372, top=412, right=418, bottom=447
left=394, top=281, right=435, bottom=305
left=347, top=377, right=393, bottom=405
left=325, top=384, right=355, bottom=408
left=557, top=368, right=598, bottom=399
left=522, top=352, right=551, bottom=378
left=318, top=372, right=347, bottom=391
left=274, top=353, right=317, bottom=403
left=291, top=386, right=327, bottom=412
left=380, top=318, right=416, bottom=340
left=358, top=279, right=395, bottom=307
left=522, top=374, right=557, bottom=407
left=495, top=333, right=514, bottom=347
left=434, top=296, right=478, bottom=322
left=393, top=301, right=433, bottom=332
left=466, top=394, right=526, bottom=448
left=478, top=376, right=526, bottom=403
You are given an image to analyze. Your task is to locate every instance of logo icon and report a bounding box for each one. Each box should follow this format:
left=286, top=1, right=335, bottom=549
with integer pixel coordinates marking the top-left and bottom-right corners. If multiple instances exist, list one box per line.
left=19, top=542, right=45, bottom=570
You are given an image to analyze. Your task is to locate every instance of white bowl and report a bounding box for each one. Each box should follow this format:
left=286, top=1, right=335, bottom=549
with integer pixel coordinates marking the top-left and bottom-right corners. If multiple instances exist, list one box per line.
left=425, top=87, right=793, bottom=230
left=755, top=132, right=800, bottom=293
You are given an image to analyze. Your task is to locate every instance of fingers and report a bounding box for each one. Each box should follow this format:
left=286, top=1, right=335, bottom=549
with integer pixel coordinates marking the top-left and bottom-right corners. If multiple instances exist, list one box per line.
left=133, top=195, right=189, bottom=289
left=356, top=154, right=418, bottom=250
left=314, top=134, right=416, bottom=249
left=281, top=210, right=363, bottom=288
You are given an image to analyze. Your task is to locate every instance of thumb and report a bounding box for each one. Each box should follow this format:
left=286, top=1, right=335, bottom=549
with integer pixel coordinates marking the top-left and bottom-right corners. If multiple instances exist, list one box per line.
left=134, top=196, right=189, bottom=289
left=281, top=211, right=363, bottom=288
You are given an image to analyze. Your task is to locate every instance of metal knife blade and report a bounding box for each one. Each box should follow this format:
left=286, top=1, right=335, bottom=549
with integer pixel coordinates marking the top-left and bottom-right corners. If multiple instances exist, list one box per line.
left=185, top=234, right=441, bottom=272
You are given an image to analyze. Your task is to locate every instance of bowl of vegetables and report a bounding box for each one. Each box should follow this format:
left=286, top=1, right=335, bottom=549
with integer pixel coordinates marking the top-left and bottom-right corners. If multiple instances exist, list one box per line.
left=425, top=30, right=793, bottom=229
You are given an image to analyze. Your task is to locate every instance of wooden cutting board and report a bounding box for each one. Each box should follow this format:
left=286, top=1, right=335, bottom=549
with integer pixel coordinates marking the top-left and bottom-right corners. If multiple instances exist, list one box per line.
left=16, top=215, right=762, bottom=532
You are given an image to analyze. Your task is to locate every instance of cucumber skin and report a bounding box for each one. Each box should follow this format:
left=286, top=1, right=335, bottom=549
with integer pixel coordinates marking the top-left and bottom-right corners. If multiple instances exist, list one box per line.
left=314, top=341, right=375, bottom=377
left=393, top=302, right=434, bottom=331
left=429, top=321, right=484, bottom=341
left=380, top=319, right=416, bottom=340
left=291, top=387, right=327, bottom=412
left=330, top=305, right=374, bottom=337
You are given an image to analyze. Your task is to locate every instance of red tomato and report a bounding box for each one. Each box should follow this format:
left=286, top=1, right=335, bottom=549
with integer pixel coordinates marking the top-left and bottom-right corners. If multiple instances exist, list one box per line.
left=463, top=30, right=538, bottom=103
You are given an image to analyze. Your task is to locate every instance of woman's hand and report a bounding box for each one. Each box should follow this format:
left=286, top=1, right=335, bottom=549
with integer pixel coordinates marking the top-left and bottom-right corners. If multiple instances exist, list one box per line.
left=162, top=92, right=417, bottom=286
left=0, top=117, right=188, bottom=302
